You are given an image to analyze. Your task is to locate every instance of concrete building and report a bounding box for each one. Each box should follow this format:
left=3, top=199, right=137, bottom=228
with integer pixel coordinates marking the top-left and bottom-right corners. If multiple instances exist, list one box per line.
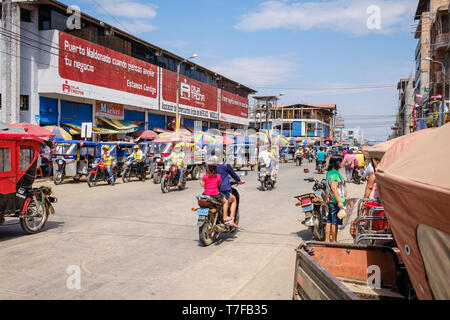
left=413, top=0, right=450, bottom=130
left=392, top=78, right=416, bottom=138
left=0, top=0, right=256, bottom=137
left=337, top=127, right=365, bottom=146
left=250, top=103, right=336, bottom=141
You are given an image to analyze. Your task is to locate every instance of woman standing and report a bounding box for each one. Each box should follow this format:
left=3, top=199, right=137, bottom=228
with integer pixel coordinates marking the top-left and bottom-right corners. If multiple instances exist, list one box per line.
left=342, top=149, right=357, bottom=182
left=325, top=155, right=347, bottom=243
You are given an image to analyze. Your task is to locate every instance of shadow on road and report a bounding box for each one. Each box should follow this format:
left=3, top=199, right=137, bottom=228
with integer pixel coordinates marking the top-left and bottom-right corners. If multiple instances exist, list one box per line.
left=0, top=220, right=65, bottom=242
left=296, top=229, right=313, bottom=241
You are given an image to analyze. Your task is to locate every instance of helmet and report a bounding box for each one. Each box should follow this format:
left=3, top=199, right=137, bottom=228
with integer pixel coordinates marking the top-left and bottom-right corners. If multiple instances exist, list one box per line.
left=134, top=145, right=140, bottom=149
left=102, top=145, right=110, bottom=150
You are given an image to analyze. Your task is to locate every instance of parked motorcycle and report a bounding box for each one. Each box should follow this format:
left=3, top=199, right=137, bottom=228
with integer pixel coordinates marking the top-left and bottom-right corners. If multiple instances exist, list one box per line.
left=294, top=168, right=329, bottom=241
left=122, top=159, right=147, bottom=183
left=352, top=166, right=364, bottom=184
left=194, top=172, right=246, bottom=246
left=87, top=160, right=118, bottom=187
left=258, top=165, right=276, bottom=191
left=152, top=156, right=164, bottom=184
left=160, top=161, right=187, bottom=193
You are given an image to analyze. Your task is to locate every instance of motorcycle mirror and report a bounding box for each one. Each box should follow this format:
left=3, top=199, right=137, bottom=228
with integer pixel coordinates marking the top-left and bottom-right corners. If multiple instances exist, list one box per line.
left=304, top=169, right=310, bottom=174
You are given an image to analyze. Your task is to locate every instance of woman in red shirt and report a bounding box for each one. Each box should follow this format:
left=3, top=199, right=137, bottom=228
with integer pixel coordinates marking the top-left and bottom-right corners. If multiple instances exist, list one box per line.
left=200, top=159, right=229, bottom=222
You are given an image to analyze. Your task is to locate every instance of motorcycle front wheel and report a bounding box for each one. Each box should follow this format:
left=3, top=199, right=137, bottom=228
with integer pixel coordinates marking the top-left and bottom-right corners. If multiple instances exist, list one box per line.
left=87, top=173, right=98, bottom=187
left=53, top=171, right=64, bottom=185
left=161, top=177, right=170, bottom=193
left=122, top=169, right=131, bottom=183
left=261, top=180, right=267, bottom=191
left=199, top=221, right=217, bottom=246
left=153, top=172, right=162, bottom=184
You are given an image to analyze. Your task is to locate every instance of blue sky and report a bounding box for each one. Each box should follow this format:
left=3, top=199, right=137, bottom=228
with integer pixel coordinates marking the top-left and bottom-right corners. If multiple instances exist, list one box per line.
left=68, top=0, right=419, bottom=140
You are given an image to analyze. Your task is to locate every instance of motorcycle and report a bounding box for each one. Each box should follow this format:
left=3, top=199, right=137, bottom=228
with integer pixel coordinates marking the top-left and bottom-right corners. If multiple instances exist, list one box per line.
left=352, top=166, right=365, bottom=184
left=307, top=153, right=314, bottom=163
left=294, top=169, right=329, bottom=241
left=295, top=153, right=303, bottom=166
left=87, top=160, right=118, bottom=187
left=316, top=160, right=325, bottom=174
left=194, top=172, right=246, bottom=246
left=122, top=158, right=147, bottom=183
left=160, top=161, right=187, bottom=193
left=152, top=156, right=165, bottom=184
left=258, top=165, right=276, bottom=191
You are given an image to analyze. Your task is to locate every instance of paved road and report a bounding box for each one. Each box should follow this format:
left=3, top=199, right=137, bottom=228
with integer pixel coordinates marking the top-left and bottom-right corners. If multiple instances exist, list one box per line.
left=0, top=161, right=325, bottom=300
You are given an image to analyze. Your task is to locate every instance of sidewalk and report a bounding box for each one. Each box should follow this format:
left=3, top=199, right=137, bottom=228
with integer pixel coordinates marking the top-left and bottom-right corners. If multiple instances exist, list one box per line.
left=337, top=181, right=366, bottom=243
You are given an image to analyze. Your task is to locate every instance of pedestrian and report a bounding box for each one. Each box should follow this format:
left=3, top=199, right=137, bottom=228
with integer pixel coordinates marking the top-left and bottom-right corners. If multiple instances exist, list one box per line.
left=325, top=155, right=347, bottom=243
left=363, top=152, right=383, bottom=200
left=343, top=149, right=357, bottom=182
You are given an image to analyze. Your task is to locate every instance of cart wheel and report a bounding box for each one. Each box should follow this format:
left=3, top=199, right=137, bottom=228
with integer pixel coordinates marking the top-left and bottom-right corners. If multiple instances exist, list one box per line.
left=54, top=171, right=64, bottom=185
left=73, top=174, right=81, bottom=182
left=191, top=166, right=202, bottom=180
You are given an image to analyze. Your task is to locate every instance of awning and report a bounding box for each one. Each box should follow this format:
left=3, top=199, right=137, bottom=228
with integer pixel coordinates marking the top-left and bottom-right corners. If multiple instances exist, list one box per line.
left=62, top=123, right=120, bottom=135
left=97, top=117, right=138, bottom=133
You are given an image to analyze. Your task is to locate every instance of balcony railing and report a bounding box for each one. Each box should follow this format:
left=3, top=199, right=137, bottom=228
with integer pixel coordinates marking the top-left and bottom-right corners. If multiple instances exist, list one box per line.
left=432, top=32, right=450, bottom=51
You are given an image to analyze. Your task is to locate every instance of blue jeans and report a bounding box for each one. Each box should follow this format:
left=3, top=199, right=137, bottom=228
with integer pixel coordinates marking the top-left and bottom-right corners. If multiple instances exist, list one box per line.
left=178, top=167, right=184, bottom=183
left=107, top=165, right=114, bottom=184
left=327, top=202, right=343, bottom=226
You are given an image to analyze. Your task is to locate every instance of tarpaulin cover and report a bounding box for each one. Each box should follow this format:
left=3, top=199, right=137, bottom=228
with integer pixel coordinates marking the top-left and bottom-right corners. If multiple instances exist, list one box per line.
left=375, top=123, right=450, bottom=300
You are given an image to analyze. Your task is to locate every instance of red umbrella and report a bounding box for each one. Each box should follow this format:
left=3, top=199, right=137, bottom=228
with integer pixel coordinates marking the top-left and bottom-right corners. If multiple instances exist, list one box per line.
left=9, top=122, right=56, bottom=141
left=131, top=130, right=157, bottom=140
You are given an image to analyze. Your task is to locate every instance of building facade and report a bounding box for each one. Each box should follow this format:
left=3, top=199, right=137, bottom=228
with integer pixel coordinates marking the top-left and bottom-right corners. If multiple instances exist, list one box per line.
left=392, top=78, right=416, bottom=138
left=413, top=0, right=450, bottom=132
left=0, top=0, right=256, bottom=137
left=250, top=103, right=336, bottom=140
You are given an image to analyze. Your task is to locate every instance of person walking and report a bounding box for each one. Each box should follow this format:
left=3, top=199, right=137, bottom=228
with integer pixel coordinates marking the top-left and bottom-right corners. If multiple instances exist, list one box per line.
left=325, top=155, right=347, bottom=243
left=342, top=149, right=357, bottom=182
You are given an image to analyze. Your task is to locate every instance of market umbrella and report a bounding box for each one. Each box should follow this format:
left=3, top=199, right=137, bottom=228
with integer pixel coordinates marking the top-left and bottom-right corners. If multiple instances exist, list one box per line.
left=215, top=135, right=235, bottom=145
left=43, top=126, right=72, bottom=140
left=153, top=131, right=192, bottom=143
left=271, top=135, right=289, bottom=147
left=131, top=130, right=158, bottom=140
left=192, top=132, right=217, bottom=146
left=303, top=138, right=314, bottom=146
left=0, top=121, right=26, bottom=133
left=250, top=132, right=270, bottom=145
left=9, top=122, right=56, bottom=140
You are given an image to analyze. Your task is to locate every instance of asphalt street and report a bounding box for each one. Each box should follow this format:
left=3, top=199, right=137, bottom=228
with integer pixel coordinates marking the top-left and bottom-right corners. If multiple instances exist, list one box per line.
left=0, top=161, right=327, bottom=300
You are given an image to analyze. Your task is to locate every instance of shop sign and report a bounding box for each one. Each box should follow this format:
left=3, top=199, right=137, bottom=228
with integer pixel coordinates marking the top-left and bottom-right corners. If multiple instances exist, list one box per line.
left=96, top=101, right=124, bottom=120
left=59, top=32, right=157, bottom=99
left=220, top=90, right=249, bottom=118
left=161, top=69, right=218, bottom=121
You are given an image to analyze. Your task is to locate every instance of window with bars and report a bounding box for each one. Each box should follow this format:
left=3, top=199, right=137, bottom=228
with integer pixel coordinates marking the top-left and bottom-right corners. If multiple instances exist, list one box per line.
left=20, top=146, right=34, bottom=171
left=0, top=148, right=11, bottom=172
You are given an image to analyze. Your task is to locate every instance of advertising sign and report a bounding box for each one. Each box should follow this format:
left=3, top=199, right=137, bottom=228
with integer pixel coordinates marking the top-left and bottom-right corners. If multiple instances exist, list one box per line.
left=58, top=32, right=158, bottom=100
left=335, top=116, right=345, bottom=128
left=96, top=101, right=124, bottom=120
left=81, top=122, right=93, bottom=139
left=161, top=69, right=218, bottom=121
left=220, top=90, right=249, bottom=121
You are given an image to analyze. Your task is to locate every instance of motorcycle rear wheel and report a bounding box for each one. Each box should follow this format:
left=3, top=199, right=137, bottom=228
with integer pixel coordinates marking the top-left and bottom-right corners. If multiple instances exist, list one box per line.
left=87, top=173, right=97, bottom=187
left=20, top=200, right=48, bottom=234
left=261, top=181, right=267, bottom=191
left=199, top=221, right=217, bottom=246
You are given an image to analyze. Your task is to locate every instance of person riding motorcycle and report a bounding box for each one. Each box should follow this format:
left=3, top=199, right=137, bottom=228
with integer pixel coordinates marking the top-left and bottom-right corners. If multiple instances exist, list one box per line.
left=257, top=146, right=278, bottom=180
left=165, top=144, right=185, bottom=187
left=316, top=147, right=327, bottom=169
left=129, top=145, right=144, bottom=175
left=102, top=145, right=115, bottom=185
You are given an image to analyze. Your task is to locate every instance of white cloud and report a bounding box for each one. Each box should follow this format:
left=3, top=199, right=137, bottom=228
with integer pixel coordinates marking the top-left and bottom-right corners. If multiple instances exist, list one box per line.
left=235, top=0, right=417, bottom=35
left=208, top=56, right=296, bottom=87
left=114, top=19, right=158, bottom=35
left=154, top=40, right=190, bottom=49
left=106, top=2, right=157, bottom=19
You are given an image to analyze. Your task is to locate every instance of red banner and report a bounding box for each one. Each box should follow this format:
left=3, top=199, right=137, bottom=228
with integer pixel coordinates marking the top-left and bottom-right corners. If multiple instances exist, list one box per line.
left=220, top=90, right=249, bottom=118
left=58, top=32, right=157, bottom=99
left=162, top=69, right=218, bottom=112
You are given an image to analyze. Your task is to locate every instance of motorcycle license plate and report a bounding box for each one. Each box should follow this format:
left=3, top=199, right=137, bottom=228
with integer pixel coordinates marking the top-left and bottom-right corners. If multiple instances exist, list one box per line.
left=302, top=204, right=314, bottom=212
left=196, top=208, right=209, bottom=216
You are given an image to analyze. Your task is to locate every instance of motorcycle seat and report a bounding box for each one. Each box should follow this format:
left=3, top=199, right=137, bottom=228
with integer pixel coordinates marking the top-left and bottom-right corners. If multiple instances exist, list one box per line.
left=196, top=195, right=221, bottom=208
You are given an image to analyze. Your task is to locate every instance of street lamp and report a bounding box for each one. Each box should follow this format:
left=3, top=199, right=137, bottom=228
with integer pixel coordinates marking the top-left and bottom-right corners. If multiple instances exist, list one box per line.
left=176, top=53, right=198, bottom=131
left=426, top=57, right=446, bottom=126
